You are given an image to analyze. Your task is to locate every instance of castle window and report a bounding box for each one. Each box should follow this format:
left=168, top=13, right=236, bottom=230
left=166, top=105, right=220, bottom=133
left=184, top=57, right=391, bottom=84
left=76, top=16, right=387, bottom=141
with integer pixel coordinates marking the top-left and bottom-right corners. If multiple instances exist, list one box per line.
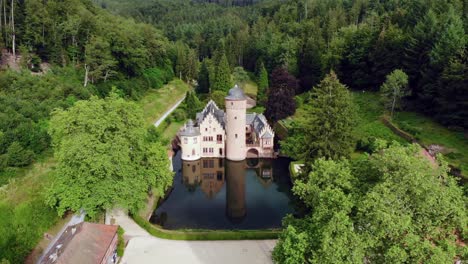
left=231, top=102, right=233, bottom=106
left=235, top=134, right=238, bottom=139
left=192, top=149, right=195, bottom=155
left=205, top=128, right=207, bottom=131
left=217, top=135, right=222, bottom=142
left=219, top=148, right=223, bottom=155
left=234, top=116, right=237, bottom=120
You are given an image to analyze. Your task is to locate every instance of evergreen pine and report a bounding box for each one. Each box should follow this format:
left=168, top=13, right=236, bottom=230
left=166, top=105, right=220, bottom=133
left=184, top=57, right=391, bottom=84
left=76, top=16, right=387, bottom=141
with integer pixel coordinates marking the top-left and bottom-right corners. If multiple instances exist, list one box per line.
left=282, top=72, right=355, bottom=161
left=184, top=91, right=203, bottom=119
left=213, top=52, right=232, bottom=92
left=197, top=60, right=210, bottom=94
left=256, top=60, right=269, bottom=104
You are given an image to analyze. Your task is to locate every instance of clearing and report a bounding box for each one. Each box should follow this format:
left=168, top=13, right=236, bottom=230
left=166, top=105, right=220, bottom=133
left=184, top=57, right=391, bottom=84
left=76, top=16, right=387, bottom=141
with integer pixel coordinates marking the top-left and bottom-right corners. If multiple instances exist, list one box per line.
left=393, top=112, right=468, bottom=178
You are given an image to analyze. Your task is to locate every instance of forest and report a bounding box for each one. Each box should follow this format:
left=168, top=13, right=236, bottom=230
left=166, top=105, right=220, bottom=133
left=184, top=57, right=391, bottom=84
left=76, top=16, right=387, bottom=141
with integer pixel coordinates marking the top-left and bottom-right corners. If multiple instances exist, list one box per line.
left=0, top=0, right=466, bottom=263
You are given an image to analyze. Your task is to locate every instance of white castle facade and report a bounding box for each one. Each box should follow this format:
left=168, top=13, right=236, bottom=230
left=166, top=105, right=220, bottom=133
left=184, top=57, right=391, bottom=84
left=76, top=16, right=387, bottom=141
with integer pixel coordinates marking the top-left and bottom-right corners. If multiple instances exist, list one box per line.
left=179, top=85, right=275, bottom=161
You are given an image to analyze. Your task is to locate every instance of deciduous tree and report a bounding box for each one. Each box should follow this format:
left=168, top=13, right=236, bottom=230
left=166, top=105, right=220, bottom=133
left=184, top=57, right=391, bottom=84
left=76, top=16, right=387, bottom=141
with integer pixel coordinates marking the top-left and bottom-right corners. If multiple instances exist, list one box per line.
left=265, top=67, right=296, bottom=123
left=380, top=69, right=409, bottom=118
left=46, top=93, right=173, bottom=217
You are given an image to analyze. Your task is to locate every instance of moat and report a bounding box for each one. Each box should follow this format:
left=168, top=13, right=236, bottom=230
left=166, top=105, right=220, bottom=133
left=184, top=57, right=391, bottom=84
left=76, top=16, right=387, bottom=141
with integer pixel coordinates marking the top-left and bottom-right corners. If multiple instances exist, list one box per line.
left=150, top=151, right=296, bottom=230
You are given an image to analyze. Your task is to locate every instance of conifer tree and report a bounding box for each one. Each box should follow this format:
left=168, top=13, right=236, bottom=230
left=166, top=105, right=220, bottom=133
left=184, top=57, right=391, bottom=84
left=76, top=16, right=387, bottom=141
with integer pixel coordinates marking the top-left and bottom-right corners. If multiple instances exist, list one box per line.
left=184, top=91, right=203, bottom=119
left=256, top=60, right=269, bottom=104
left=213, top=52, right=232, bottom=92
left=197, top=60, right=210, bottom=94
left=281, top=71, right=355, bottom=161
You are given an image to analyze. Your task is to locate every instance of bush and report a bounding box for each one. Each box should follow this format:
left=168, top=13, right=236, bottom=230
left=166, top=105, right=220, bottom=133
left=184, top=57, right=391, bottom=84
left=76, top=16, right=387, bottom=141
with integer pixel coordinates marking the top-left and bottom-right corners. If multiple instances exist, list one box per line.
left=172, top=109, right=187, bottom=122
left=143, top=63, right=175, bottom=89
left=6, top=142, right=34, bottom=167
left=0, top=199, right=58, bottom=263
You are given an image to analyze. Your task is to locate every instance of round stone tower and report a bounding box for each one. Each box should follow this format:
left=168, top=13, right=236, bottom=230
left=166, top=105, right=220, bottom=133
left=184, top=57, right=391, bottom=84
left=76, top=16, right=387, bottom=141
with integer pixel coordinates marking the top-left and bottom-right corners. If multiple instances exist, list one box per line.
left=225, top=85, right=247, bottom=161
left=180, top=120, right=201, bottom=161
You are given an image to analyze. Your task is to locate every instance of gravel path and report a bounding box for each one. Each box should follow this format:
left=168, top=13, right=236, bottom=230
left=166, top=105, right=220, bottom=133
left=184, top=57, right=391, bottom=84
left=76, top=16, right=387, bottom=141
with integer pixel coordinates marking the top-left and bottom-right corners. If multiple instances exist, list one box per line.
left=154, top=95, right=186, bottom=127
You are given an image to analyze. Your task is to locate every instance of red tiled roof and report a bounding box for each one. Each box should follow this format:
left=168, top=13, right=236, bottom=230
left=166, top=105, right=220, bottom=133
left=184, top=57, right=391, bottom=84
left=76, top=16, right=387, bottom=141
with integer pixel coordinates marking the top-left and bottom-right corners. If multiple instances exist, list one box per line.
left=41, top=222, right=118, bottom=264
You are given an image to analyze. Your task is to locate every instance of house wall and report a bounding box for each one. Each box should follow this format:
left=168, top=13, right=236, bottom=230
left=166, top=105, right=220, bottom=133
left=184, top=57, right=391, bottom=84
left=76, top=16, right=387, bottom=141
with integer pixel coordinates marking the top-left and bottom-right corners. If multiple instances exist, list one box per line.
left=199, top=112, right=225, bottom=158
left=181, top=135, right=201, bottom=161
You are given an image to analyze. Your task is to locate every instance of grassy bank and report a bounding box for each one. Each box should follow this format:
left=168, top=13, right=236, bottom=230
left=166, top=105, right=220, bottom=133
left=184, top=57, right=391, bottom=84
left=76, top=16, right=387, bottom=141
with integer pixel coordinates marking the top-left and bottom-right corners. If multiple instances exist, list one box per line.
left=352, top=91, right=405, bottom=143
left=393, top=112, right=468, bottom=177
left=132, top=214, right=280, bottom=240
left=243, top=80, right=258, bottom=97
left=0, top=157, right=62, bottom=263
left=139, top=79, right=190, bottom=124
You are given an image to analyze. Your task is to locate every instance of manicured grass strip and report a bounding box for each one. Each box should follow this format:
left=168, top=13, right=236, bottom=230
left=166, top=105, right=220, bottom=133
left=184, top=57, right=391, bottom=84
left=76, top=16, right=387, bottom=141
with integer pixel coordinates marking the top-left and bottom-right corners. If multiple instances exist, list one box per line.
left=139, top=79, right=190, bottom=124
left=132, top=214, right=281, bottom=240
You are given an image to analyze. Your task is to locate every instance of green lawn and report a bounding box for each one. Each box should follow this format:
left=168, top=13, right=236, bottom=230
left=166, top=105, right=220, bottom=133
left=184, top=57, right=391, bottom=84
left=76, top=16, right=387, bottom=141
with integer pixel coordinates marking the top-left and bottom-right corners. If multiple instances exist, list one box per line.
left=139, top=79, right=190, bottom=124
left=160, top=120, right=185, bottom=141
left=243, top=80, right=258, bottom=97
left=133, top=214, right=280, bottom=240
left=393, top=112, right=468, bottom=177
left=352, top=91, right=405, bottom=143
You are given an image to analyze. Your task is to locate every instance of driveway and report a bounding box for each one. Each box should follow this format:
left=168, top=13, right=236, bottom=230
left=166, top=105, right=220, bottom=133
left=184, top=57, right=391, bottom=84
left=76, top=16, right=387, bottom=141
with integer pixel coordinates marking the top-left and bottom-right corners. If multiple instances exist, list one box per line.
left=109, top=210, right=276, bottom=264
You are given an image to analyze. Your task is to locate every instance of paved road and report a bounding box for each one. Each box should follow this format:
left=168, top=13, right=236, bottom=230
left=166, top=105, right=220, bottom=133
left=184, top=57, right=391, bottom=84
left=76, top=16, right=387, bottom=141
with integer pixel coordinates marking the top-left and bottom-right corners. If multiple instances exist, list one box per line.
left=111, top=210, right=276, bottom=264
left=154, top=95, right=186, bottom=127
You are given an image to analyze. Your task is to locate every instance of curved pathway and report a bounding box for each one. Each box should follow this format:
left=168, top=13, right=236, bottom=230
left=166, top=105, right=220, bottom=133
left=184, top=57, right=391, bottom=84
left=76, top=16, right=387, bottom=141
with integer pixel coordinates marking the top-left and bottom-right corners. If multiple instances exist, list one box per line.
left=111, top=210, right=276, bottom=264
left=154, top=95, right=186, bottom=127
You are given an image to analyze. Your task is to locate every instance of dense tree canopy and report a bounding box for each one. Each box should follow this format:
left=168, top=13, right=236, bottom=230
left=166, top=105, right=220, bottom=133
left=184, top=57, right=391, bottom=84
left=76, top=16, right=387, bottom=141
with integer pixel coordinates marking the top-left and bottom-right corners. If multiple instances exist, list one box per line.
left=99, top=0, right=467, bottom=128
left=274, top=143, right=467, bottom=264
left=46, top=94, right=173, bottom=217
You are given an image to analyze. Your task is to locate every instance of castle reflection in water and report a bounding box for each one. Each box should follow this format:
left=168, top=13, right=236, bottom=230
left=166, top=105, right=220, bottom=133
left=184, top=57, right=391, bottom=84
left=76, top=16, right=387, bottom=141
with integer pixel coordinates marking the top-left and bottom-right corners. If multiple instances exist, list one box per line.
left=182, top=158, right=273, bottom=221
left=151, top=150, right=295, bottom=229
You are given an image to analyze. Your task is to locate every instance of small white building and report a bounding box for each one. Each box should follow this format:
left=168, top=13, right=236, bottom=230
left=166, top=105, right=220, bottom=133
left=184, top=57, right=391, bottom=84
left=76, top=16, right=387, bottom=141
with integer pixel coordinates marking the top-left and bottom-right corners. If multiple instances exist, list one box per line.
left=179, top=85, right=275, bottom=161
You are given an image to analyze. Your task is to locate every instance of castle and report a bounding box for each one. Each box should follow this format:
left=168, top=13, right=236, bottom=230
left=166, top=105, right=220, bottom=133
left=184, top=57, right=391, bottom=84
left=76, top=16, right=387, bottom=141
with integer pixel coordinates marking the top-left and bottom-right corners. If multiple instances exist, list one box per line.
left=179, top=85, right=275, bottom=161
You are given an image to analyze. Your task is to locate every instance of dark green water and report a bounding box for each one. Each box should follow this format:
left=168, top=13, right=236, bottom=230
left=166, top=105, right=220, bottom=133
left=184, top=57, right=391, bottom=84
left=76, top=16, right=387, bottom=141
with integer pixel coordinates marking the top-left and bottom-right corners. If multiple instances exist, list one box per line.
left=150, top=151, right=296, bottom=230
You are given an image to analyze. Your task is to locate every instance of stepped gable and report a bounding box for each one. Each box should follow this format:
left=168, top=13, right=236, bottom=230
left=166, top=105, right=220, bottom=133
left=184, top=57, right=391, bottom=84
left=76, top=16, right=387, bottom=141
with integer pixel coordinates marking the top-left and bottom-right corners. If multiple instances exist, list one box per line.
left=196, top=100, right=225, bottom=127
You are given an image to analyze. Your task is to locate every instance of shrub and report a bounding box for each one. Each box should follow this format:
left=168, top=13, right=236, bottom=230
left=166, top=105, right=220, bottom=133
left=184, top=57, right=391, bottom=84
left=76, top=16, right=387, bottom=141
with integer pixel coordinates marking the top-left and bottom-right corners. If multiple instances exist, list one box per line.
left=172, top=109, right=187, bottom=122
left=6, top=142, right=34, bottom=167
